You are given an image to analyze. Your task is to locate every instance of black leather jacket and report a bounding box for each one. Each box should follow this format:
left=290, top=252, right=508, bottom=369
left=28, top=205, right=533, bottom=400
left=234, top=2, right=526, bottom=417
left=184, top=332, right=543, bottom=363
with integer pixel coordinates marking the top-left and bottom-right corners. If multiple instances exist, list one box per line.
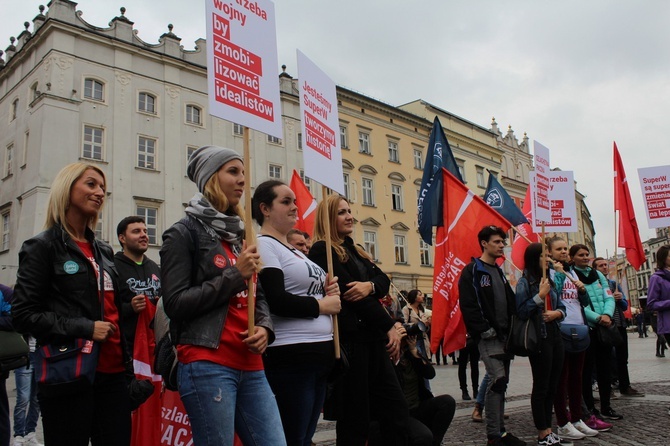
left=159, top=216, right=274, bottom=348
left=12, top=225, right=124, bottom=348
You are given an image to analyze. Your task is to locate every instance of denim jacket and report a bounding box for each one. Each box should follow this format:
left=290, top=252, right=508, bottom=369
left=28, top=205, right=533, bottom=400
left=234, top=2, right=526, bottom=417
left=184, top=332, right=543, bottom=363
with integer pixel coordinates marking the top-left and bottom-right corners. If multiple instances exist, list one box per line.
left=515, top=274, right=566, bottom=338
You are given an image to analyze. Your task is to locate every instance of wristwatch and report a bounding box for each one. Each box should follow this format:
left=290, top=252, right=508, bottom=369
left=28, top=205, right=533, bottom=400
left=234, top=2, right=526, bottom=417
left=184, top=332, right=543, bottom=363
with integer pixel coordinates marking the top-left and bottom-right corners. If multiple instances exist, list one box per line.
left=369, top=281, right=375, bottom=296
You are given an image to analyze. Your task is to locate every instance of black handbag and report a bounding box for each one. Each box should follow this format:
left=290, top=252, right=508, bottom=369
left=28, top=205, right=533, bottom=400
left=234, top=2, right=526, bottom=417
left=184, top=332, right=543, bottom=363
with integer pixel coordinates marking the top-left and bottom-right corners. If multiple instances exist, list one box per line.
left=559, top=323, right=590, bottom=353
left=0, top=330, right=29, bottom=372
left=588, top=300, right=623, bottom=348
left=506, top=313, right=541, bottom=357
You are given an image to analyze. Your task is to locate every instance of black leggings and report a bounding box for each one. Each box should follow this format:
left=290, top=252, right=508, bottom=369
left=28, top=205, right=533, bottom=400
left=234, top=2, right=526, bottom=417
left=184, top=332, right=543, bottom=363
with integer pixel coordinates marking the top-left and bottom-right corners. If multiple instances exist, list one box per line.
left=411, top=395, right=456, bottom=446
left=458, top=343, right=480, bottom=393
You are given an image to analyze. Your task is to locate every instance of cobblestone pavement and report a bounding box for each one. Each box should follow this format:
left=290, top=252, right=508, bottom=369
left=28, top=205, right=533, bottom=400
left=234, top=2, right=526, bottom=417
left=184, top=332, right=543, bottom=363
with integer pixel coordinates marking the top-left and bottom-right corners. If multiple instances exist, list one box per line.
left=313, top=333, right=670, bottom=445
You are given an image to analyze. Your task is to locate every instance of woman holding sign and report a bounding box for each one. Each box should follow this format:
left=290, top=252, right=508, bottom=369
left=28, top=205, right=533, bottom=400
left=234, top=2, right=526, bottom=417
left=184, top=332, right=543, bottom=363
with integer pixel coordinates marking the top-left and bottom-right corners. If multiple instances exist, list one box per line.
left=252, top=180, right=341, bottom=446
left=309, top=195, right=409, bottom=446
left=160, top=146, right=285, bottom=446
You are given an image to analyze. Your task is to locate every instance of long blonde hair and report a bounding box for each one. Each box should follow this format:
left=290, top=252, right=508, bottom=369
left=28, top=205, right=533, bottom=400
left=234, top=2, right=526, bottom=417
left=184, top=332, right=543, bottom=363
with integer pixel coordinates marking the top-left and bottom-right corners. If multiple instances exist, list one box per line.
left=45, top=163, right=106, bottom=238
left=202, top=169, right=243, bottom=219
left=313, top=195, right=370, bottom=263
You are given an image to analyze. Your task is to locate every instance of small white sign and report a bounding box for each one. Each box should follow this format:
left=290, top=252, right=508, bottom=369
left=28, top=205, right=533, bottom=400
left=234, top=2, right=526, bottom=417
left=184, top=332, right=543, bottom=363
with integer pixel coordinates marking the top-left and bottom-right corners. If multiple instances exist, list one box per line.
left=541, top=171, right=577, bottom=232
left=638, top=165, right=670, bottom=228
left=205, top=0, right=283, bottom=138
left=297, top=50, right=344, bottom=195
left=532, top=141, right=552, bottom=225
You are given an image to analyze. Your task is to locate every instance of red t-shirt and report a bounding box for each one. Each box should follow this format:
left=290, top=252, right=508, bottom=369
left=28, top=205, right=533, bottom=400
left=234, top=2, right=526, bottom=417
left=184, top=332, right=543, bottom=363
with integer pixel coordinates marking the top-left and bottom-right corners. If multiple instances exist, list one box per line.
left=177, top=242, right=263, bottom=371
left=76, top=241, right=124, bottom=373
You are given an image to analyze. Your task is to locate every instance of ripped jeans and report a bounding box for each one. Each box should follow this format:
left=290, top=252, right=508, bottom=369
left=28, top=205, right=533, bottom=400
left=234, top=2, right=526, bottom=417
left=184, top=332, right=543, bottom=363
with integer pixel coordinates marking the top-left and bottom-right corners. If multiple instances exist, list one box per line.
left=178, top=362, right=286, bottom=446
left=478, top=338, right=511, bottom=439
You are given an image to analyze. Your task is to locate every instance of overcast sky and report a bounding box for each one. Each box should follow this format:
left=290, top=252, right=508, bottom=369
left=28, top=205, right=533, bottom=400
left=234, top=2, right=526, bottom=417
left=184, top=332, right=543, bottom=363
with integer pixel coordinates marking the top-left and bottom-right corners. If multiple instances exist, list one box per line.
left=2, top=0, right=667, bottom=258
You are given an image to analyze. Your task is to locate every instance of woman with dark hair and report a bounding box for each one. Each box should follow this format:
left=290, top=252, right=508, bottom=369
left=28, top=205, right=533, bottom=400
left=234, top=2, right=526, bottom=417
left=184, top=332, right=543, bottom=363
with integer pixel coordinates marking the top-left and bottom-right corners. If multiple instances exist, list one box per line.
left=515, top=242, right=566, bottom=445
left=308, top=194, right=409, bottom=446
left=160, top=146, right=285, bottom=445
left=647, top=245, right=670, bottom=347
left=402, top=290, right=428, bottom=356
left=570, top=244, right=620, bottom=422
left=252, top=180, right=341, bottom=446
left=545, top=236, right=604, bottom=438
left=13, top=163, right=131, bottom=446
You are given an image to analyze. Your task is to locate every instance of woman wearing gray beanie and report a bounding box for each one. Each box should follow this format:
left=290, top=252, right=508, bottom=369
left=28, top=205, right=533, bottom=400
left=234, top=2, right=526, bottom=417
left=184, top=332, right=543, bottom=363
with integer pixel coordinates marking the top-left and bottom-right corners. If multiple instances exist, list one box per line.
left=160, top=145, right=286, bottom=446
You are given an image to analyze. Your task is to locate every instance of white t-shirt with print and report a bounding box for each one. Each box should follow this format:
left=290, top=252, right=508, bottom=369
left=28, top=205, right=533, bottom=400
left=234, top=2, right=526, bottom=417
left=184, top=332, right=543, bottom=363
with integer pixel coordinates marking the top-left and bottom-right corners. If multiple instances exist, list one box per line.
left=551, top=269, right=585, bottom=325
left=257, top=235, right=333, bottom=347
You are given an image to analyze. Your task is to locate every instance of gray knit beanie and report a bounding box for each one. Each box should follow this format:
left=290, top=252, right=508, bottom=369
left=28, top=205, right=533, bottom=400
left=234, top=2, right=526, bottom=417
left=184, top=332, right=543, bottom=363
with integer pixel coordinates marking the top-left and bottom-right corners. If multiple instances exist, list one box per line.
left=187, top=145, right=243, bottom=192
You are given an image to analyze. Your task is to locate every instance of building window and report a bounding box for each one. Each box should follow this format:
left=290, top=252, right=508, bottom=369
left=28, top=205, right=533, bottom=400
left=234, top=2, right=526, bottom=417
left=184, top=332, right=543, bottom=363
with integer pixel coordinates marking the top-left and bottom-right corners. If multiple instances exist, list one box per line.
left=11, top=99, right=18, bottom=121
left=1, top=211, right=9, bottom=251
left=84, top=78, right=104, bottom=101
left=30, top=82, right=39, bottom=102
left=186, top=145, right=197, bottom=164
left=269, top=164, right=282, bottom=179
left=136, top=206, right=158, bottom=245
left=419, top=239, right=431, bottom=266
left=299, top=169, right=312, bottom=191
left=456, top=160, right=466, bottom=182
left=359, top=131, right=370, bottom=154
left=413, top=149, right=423, bottom=169
left=340, top=126, right=348, bottom=149
left=476, top=166, right=485, bottom=188
left=233, top=123, right=244, bottom=136
left=343, top=173, right=350, bottom=200
left=186, top=105, right=202, bottom=125
left=138, top=92, right=156, bottom=114
left=388, top=141, right=399, bottom=163
left=82, top=126, right=104, bottom=160
left=4, top=144, right=14, bottom=178
left=391, top=184, right=403, bottom=211
left=394, top=235, right=407, bottom=264
left=297, top=133, right=303, bottom=150
left=364, top=231, right=378, bottom=261
left=94, top=211, right=104, bottom=241
left=268, top=135, right=281, bottom=145
left=138, top=137, right=156, bottom=170
left=362, top=177, right=374, bottom=206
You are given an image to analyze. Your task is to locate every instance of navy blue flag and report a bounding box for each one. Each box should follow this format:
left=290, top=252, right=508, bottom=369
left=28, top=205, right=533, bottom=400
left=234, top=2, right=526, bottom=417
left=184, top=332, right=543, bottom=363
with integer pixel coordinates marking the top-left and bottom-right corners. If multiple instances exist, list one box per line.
left=484, top=172, right=529, bottom=226
left=418, top=117, right=463, bottom=245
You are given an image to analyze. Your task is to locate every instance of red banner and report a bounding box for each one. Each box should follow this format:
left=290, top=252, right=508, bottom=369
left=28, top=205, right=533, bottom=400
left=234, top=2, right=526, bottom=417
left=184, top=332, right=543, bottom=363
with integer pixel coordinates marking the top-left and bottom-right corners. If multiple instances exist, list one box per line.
left=430, top=169, right=512, bottom=355
left=290, top=169, right=317, bottom=236
left=614, top=143, right=645, bottom=270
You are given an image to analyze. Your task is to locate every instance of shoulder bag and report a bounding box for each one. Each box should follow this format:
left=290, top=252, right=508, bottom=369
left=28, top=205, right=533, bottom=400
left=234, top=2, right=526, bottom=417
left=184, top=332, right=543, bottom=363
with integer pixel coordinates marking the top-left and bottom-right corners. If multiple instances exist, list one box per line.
left=0, top=330, right=29, bottom=372
left=505, top=313, right=541, bottom=357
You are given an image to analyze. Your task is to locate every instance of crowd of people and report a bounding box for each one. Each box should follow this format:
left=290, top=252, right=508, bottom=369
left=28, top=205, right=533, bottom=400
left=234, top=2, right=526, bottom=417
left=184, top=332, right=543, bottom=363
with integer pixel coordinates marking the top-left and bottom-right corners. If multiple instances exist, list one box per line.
left=0, top=144, right=667, bottom=446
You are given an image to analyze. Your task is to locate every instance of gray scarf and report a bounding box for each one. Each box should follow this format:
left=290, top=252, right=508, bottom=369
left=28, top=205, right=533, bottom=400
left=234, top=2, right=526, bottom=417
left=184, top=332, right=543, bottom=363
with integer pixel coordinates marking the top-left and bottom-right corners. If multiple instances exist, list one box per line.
left=185, top=193, right=244, bottom=254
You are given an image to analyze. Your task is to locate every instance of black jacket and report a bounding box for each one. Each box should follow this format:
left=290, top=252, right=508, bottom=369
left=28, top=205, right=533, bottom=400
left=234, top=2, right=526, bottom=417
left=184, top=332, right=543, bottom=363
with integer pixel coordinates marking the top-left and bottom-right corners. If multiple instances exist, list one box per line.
left=159, top=216, right=274, bottom=348
left=309, top=237, right=393, bottom=342
left=459, top=257, right=517, bottom=340
left=113, top=252, right=161, bottom=350
left=12, top=225, right=126, bottom=351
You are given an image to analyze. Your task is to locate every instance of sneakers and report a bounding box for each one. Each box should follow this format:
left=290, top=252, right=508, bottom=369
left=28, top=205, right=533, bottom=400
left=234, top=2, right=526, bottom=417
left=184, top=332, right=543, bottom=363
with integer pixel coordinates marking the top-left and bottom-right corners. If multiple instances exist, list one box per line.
left=537, top=433, right=572, bottom=445
left=23, top=433, right=43, bottom=446
left=620, top=387, right=645, bottom=397
left=501, top=431, right=526, bottom=446
left=12, top=436, right=25, bottom=446
left=584, top=415, right=612, bottom=432
left=601, top=407, right=624, bottom=420
left=472, top=403, right=483, bottom=422
left=556, top=422, right=586, bottom=440
left=572, top=420, right=599, bottom=437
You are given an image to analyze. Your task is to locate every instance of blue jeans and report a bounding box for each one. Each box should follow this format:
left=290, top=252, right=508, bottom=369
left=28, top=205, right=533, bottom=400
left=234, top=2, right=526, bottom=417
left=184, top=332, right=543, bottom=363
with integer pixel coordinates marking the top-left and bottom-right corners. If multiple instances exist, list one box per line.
left=13, top=352, right=40, bottom=437
left=178, top=361, right=286, bottom=446
left=476, top=373, right=489, bottom=406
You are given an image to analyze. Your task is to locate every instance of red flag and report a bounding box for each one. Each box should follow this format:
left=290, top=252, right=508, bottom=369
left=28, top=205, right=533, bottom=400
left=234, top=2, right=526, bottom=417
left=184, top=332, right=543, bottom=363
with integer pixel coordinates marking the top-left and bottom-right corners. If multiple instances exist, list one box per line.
left=510, top=185, right=541, bottom=271
left=290, top=170, right=317, bottom=236
left=430, top=169, right=512, bottom=355
left=614, top=143, right=645, bottom=270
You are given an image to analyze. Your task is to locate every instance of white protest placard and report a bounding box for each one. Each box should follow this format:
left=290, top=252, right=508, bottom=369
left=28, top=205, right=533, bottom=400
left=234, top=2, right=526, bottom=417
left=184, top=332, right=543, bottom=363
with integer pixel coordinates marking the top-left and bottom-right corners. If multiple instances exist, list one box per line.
left=638, top=165, right=670, bottom=228
left=531, top=141, right=552, bottom=230
left=297, top=50, right=344, bottom=195
left=542, top=171, right=577, bottom=232
left=205, top=0, right=282, bottom=139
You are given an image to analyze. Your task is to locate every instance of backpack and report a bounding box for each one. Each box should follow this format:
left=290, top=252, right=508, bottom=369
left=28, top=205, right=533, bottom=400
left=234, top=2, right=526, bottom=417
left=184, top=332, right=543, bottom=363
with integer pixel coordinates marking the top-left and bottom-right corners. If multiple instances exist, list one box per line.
left=153, top=218, right=199, bottom=391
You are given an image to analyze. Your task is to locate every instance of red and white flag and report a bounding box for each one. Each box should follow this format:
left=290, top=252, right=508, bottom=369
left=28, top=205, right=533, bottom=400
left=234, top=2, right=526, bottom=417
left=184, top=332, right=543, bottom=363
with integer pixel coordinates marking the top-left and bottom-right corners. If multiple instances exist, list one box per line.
left=430, top=169, right=512, bottom=355
left=510, top=186, right=541, bottom=271
left=290, top=170, right=317, bottom=236
left=614, top=143, right=645, bottom=270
